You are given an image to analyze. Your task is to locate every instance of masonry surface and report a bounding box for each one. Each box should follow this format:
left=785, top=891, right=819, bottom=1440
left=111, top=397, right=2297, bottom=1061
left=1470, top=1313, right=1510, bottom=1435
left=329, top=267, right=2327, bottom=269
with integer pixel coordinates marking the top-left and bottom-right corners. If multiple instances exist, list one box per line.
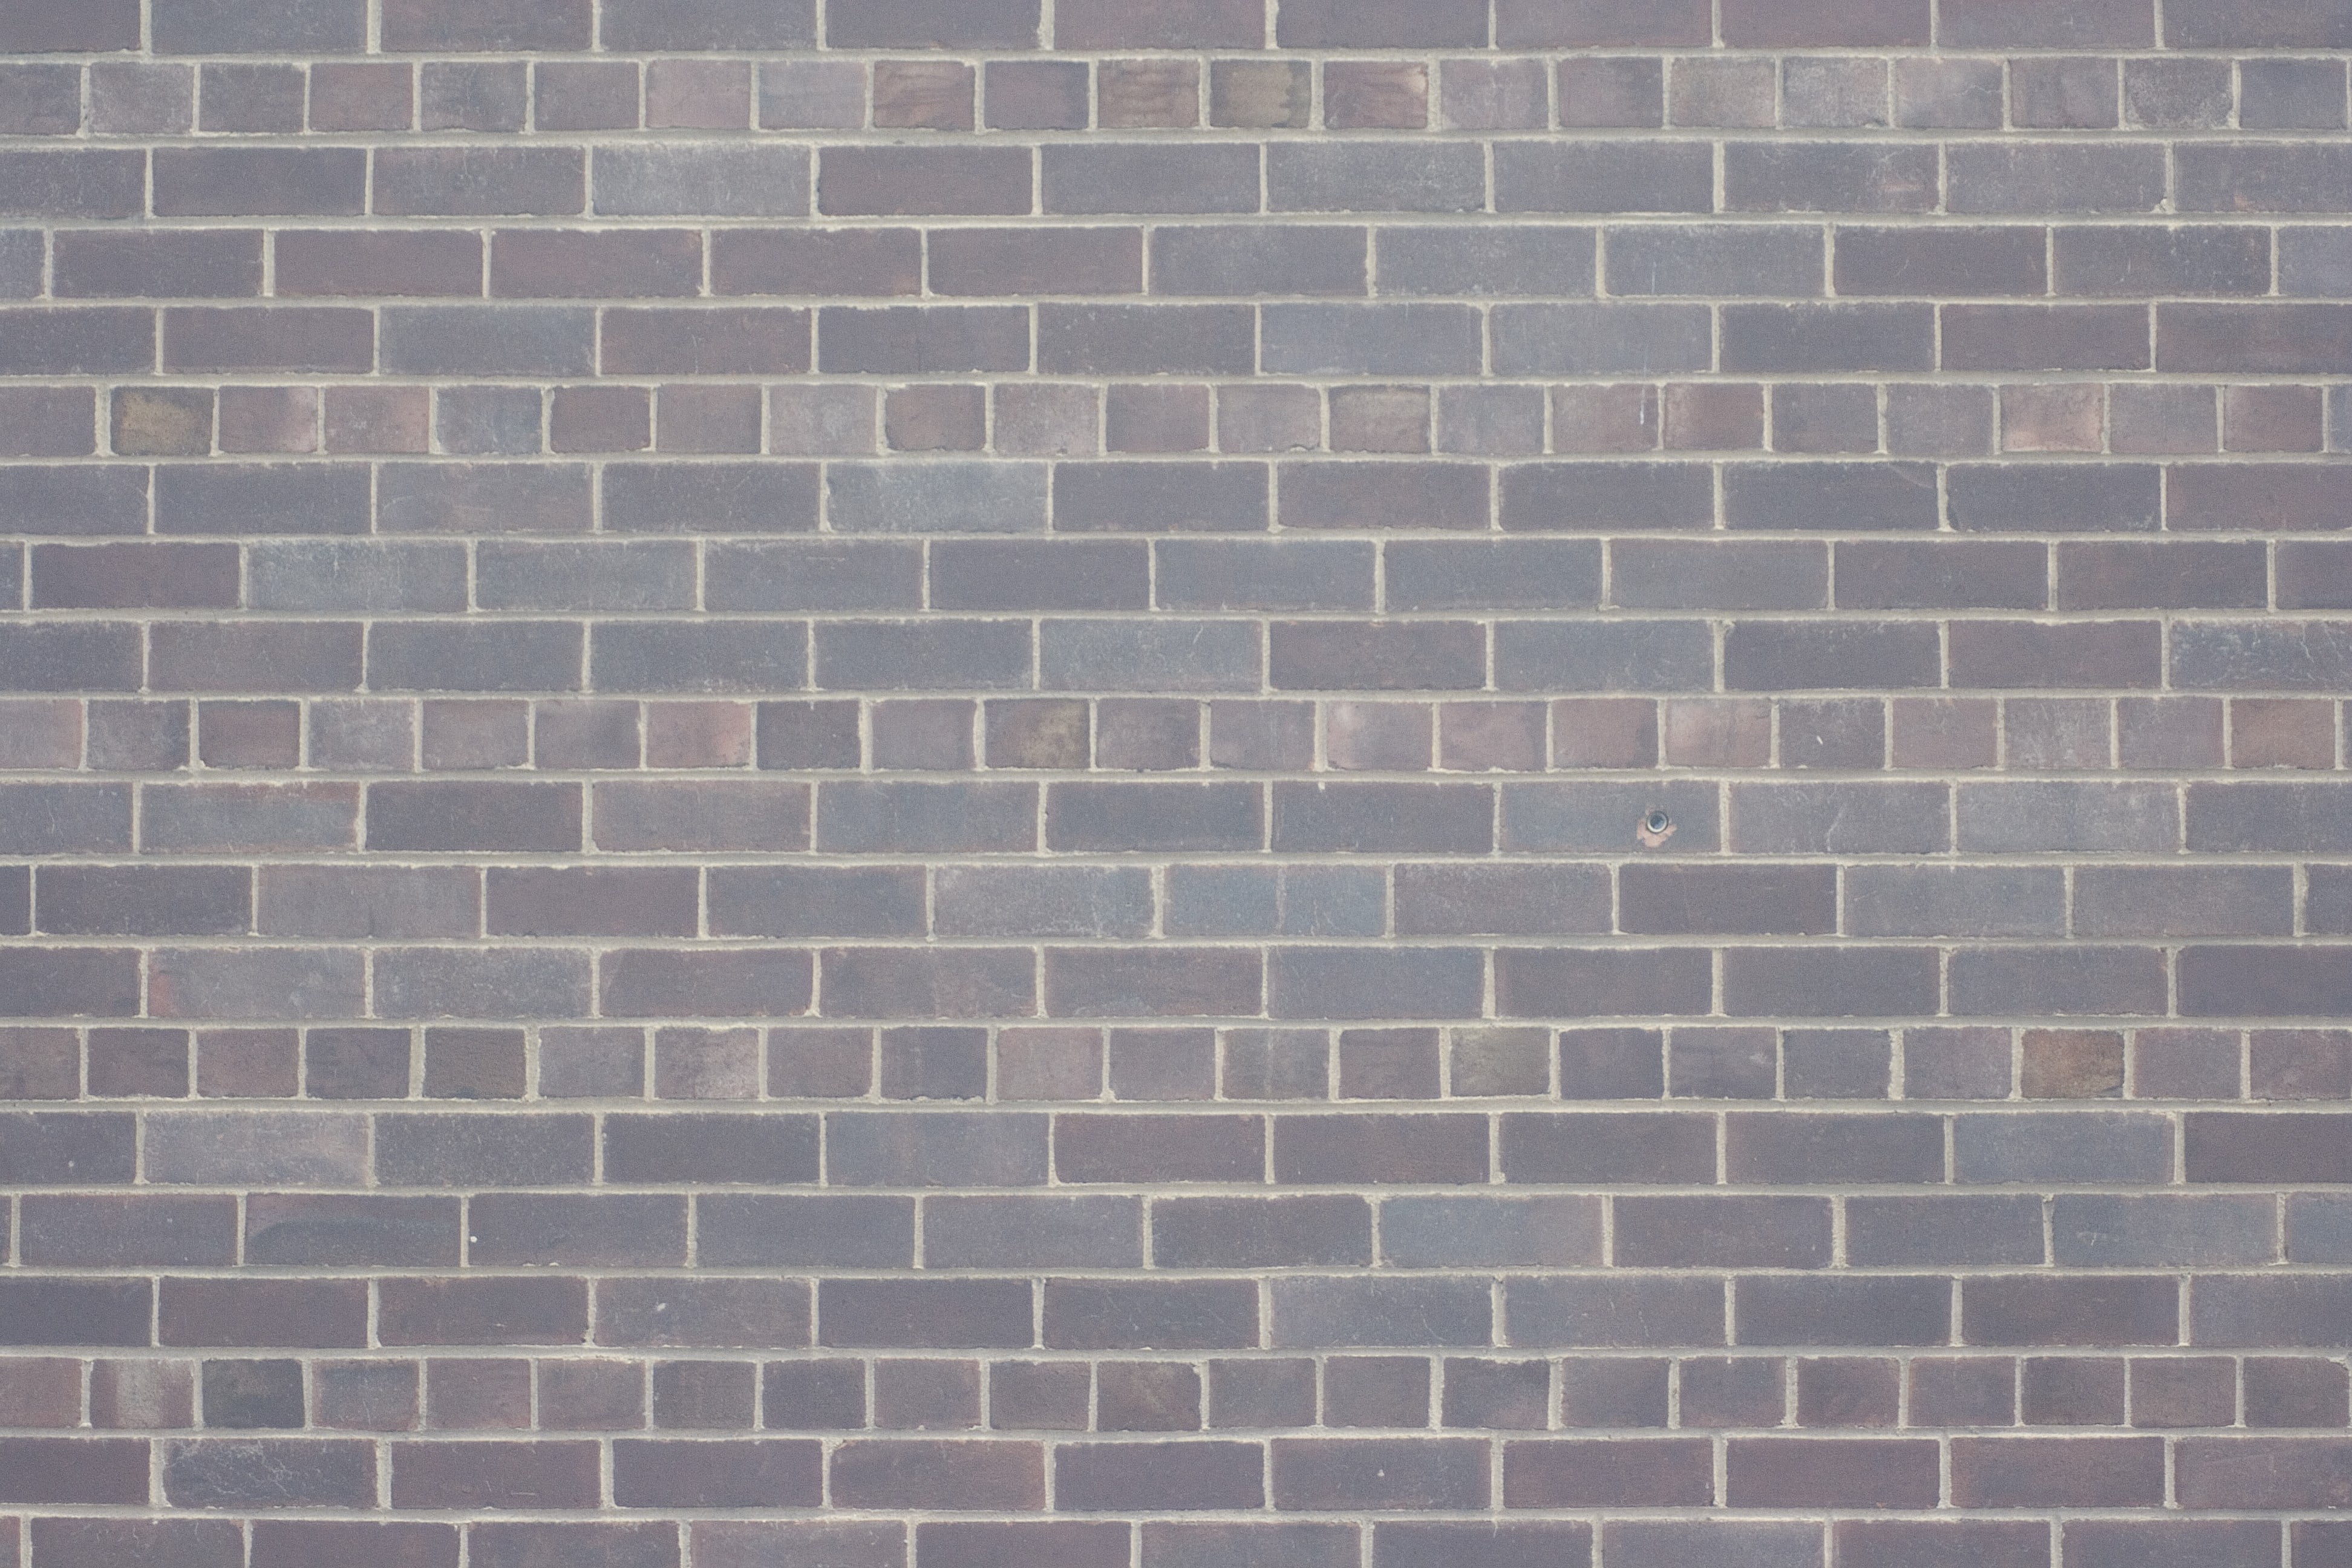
left=1, top=0, right=2350, bottom=1562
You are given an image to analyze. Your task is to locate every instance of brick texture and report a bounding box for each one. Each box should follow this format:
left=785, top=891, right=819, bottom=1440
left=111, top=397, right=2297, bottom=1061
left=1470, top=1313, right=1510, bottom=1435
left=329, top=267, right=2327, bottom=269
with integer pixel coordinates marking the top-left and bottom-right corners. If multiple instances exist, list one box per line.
left=0, top=0, right=2348, bottom=1554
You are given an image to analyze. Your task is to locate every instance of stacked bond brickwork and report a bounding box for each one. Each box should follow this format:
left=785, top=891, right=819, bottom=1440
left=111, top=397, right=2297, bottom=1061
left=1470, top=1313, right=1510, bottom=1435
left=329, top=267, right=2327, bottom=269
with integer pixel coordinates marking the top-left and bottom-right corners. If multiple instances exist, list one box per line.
left=4, top=0, right=2352, bottom=1562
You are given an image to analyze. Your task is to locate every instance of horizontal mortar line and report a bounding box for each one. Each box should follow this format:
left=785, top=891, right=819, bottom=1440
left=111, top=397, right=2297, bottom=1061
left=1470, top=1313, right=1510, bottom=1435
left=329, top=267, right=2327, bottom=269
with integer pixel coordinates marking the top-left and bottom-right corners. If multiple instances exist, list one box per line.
left=9, top=40, right=2352, bottom=54
left=64, top=1099, right=2310, bottom=1112
left=10, top=212, right=2350, bottom=230
left=8, top=848, right=2336, bottom=863
left=0, top=1264, right=2322, bottom=1279
left=9, top=606, right=2331, bottom=618
left=39, top=931, right=2352, bottom=946
left=9, top=125, right=2348, bottom=145
left=13, top=1179, right=2302, bottom=1194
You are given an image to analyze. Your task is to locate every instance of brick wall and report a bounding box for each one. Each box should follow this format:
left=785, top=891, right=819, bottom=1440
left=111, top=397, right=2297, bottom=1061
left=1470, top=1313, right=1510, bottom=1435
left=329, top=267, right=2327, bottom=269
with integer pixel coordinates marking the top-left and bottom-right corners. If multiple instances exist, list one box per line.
left=2, top=0, right=2350, bottom=1561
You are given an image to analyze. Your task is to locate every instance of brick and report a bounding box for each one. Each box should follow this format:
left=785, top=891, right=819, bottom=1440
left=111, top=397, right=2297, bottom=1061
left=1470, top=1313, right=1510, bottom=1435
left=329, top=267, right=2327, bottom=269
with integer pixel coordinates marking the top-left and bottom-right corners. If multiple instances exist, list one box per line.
left=1270, top=1437, right=1488, bottom=1509
left=757, top=1363, right=861, bottom=1439
left=1270, top=145, right=1488, bottom=216
left=379, top=0, right=584, bottom=47
left=1272, top=1278, right=1488, bottom=1348
left=1503, top=458, right=1724, bottom=534
left=915, top=1523, right=1129, bottom=1568
left=610, top=1440, right=820, bottom=1508
left=1278, top=0, right=1483, bottom=44
left=1057, top=1442, right=1263, bottom=1511
left=380, top=310, right=594, bottom=379
left=491, top=230, right=699, bottom=299
left=1952, top=1436, right=2164, bottom=1506
left=56, top=230, right=263, bottom=299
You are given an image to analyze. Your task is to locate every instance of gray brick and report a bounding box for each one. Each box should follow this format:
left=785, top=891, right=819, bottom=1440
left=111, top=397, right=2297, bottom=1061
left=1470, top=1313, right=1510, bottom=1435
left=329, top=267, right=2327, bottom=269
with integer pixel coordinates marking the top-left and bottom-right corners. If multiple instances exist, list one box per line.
left=1836, top=225, right=2047, bottom=296
left=595, top=622, right=807, bottom=694
left=1157, top=540, right=1375, bottom=612
left=1269, top=949, right=1485, bottom=1019
left=815, top=782, right=1037, bottom=854
left=374, top=148, right=583, bottom=217
left=1491, top=304, right=1711, bottom=375
left=1270, top=145, right=1488, bottom=214
left=2074, top=866, right=2295, bottom=939
left=1263, top=304, right=1482, bottom=376
left=1493, top=620, right=1714, bottom=691
left=143, top=783, right=357, bottom=854
left=1044, top=145, right=1259, bottom=215
left=829, top=463, right=1047, bottom=534
left=927, top=1195, right=1141, bottom=1268
left=1380, top=1197, right=1601, bottom=1267
left=2178, top=145, right=2352, bottom=214
left=1040, top=304, right=1253, bottom=375
left=1722, top=949, right=1939, bottom=1019
left=1949, top=464, right=2161, bottom=534
left=1737, top=1276, right=1950, bottom=1347
left=1846, top=1197, right=2045, bottom=1267
left=1948, top=143, right=2165, bottom=213
left=380, top=464, right=595, bottom=536
left=710, top=866, right=924, bottom=939
left=934, top=867, right=1154, bottom=939
left=1602, top=1524, right=1823, bottom=1568
left=1607, top=226, right=1825, bottom=296
left=604, top=463, right=819, bottom=536
left=368, top=622, right=584, bottom=693
left=374, top=949, right=593, bottom=1021
left=1507, top=1277, right=1725, bottom=1348
left=826, top=1112, right=1048, bottom=1187
left=1396, top=864, right=1609, bottom=936
left=698, top=1195, right=912, bottom=1269
left=1152, top=226, right=1367, bottom=296
left=1279, top=463, right=1488, bottom=532
left=1949, top=946, right=2169, bottom=1018
left=1955, top=782, right=2177, bottom=854
left=1613, top=541, right=1827, bottom=611
left=1269, top=1278, right=1491, bottom=1347
left=0, top=308, right=153, bottom=375
left=0, top=625, right=143, bottom=693
left=381, top=307, right=595, bottom=376
left=2055, top=226, right=2272, bottom=296
left=814, top=621, right=1025, bottom=691
left=707, top=541, right=921, bottom=612
left=247, top=542, right=468, bottom=613
left=1497, top=142, right=1711, bottom=213
left=1844, top=866, right=2066, bottom=938
left=2172, top=621, right=2352, bottom=692
left=1728, top=783, right=1948, bottom=854
left=1154, top=1195, right=1368, bottom=1269
left=1387, top=540, right=1601, bottom=611
left=1724, top=621, right=1939, bottom=690
left=2281, top=227, right=2352, bottom=296
left=1723, top=143, right=1939, bottom=212
left=1376, top=226, right=1597, bottom=296
left=1723, top=303, right=1933, bottom=373
left=1501, top=780, right=1719, bottom=853
left=2053, top=1195, right=2276, bottom=1267
left=1953, top=1112, right=2173, bottom=1183
left=1040, top=621, right=1259, bottom=692
left=2189, top=782, right=2352, bottom=853
left=1500, top=463, right=1715, bottom=529
left=595, top=146, right=808, bottom=217
left=476, top=542, right=695, bottom=612
left=1062, top=463, right=1270, bottom=533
